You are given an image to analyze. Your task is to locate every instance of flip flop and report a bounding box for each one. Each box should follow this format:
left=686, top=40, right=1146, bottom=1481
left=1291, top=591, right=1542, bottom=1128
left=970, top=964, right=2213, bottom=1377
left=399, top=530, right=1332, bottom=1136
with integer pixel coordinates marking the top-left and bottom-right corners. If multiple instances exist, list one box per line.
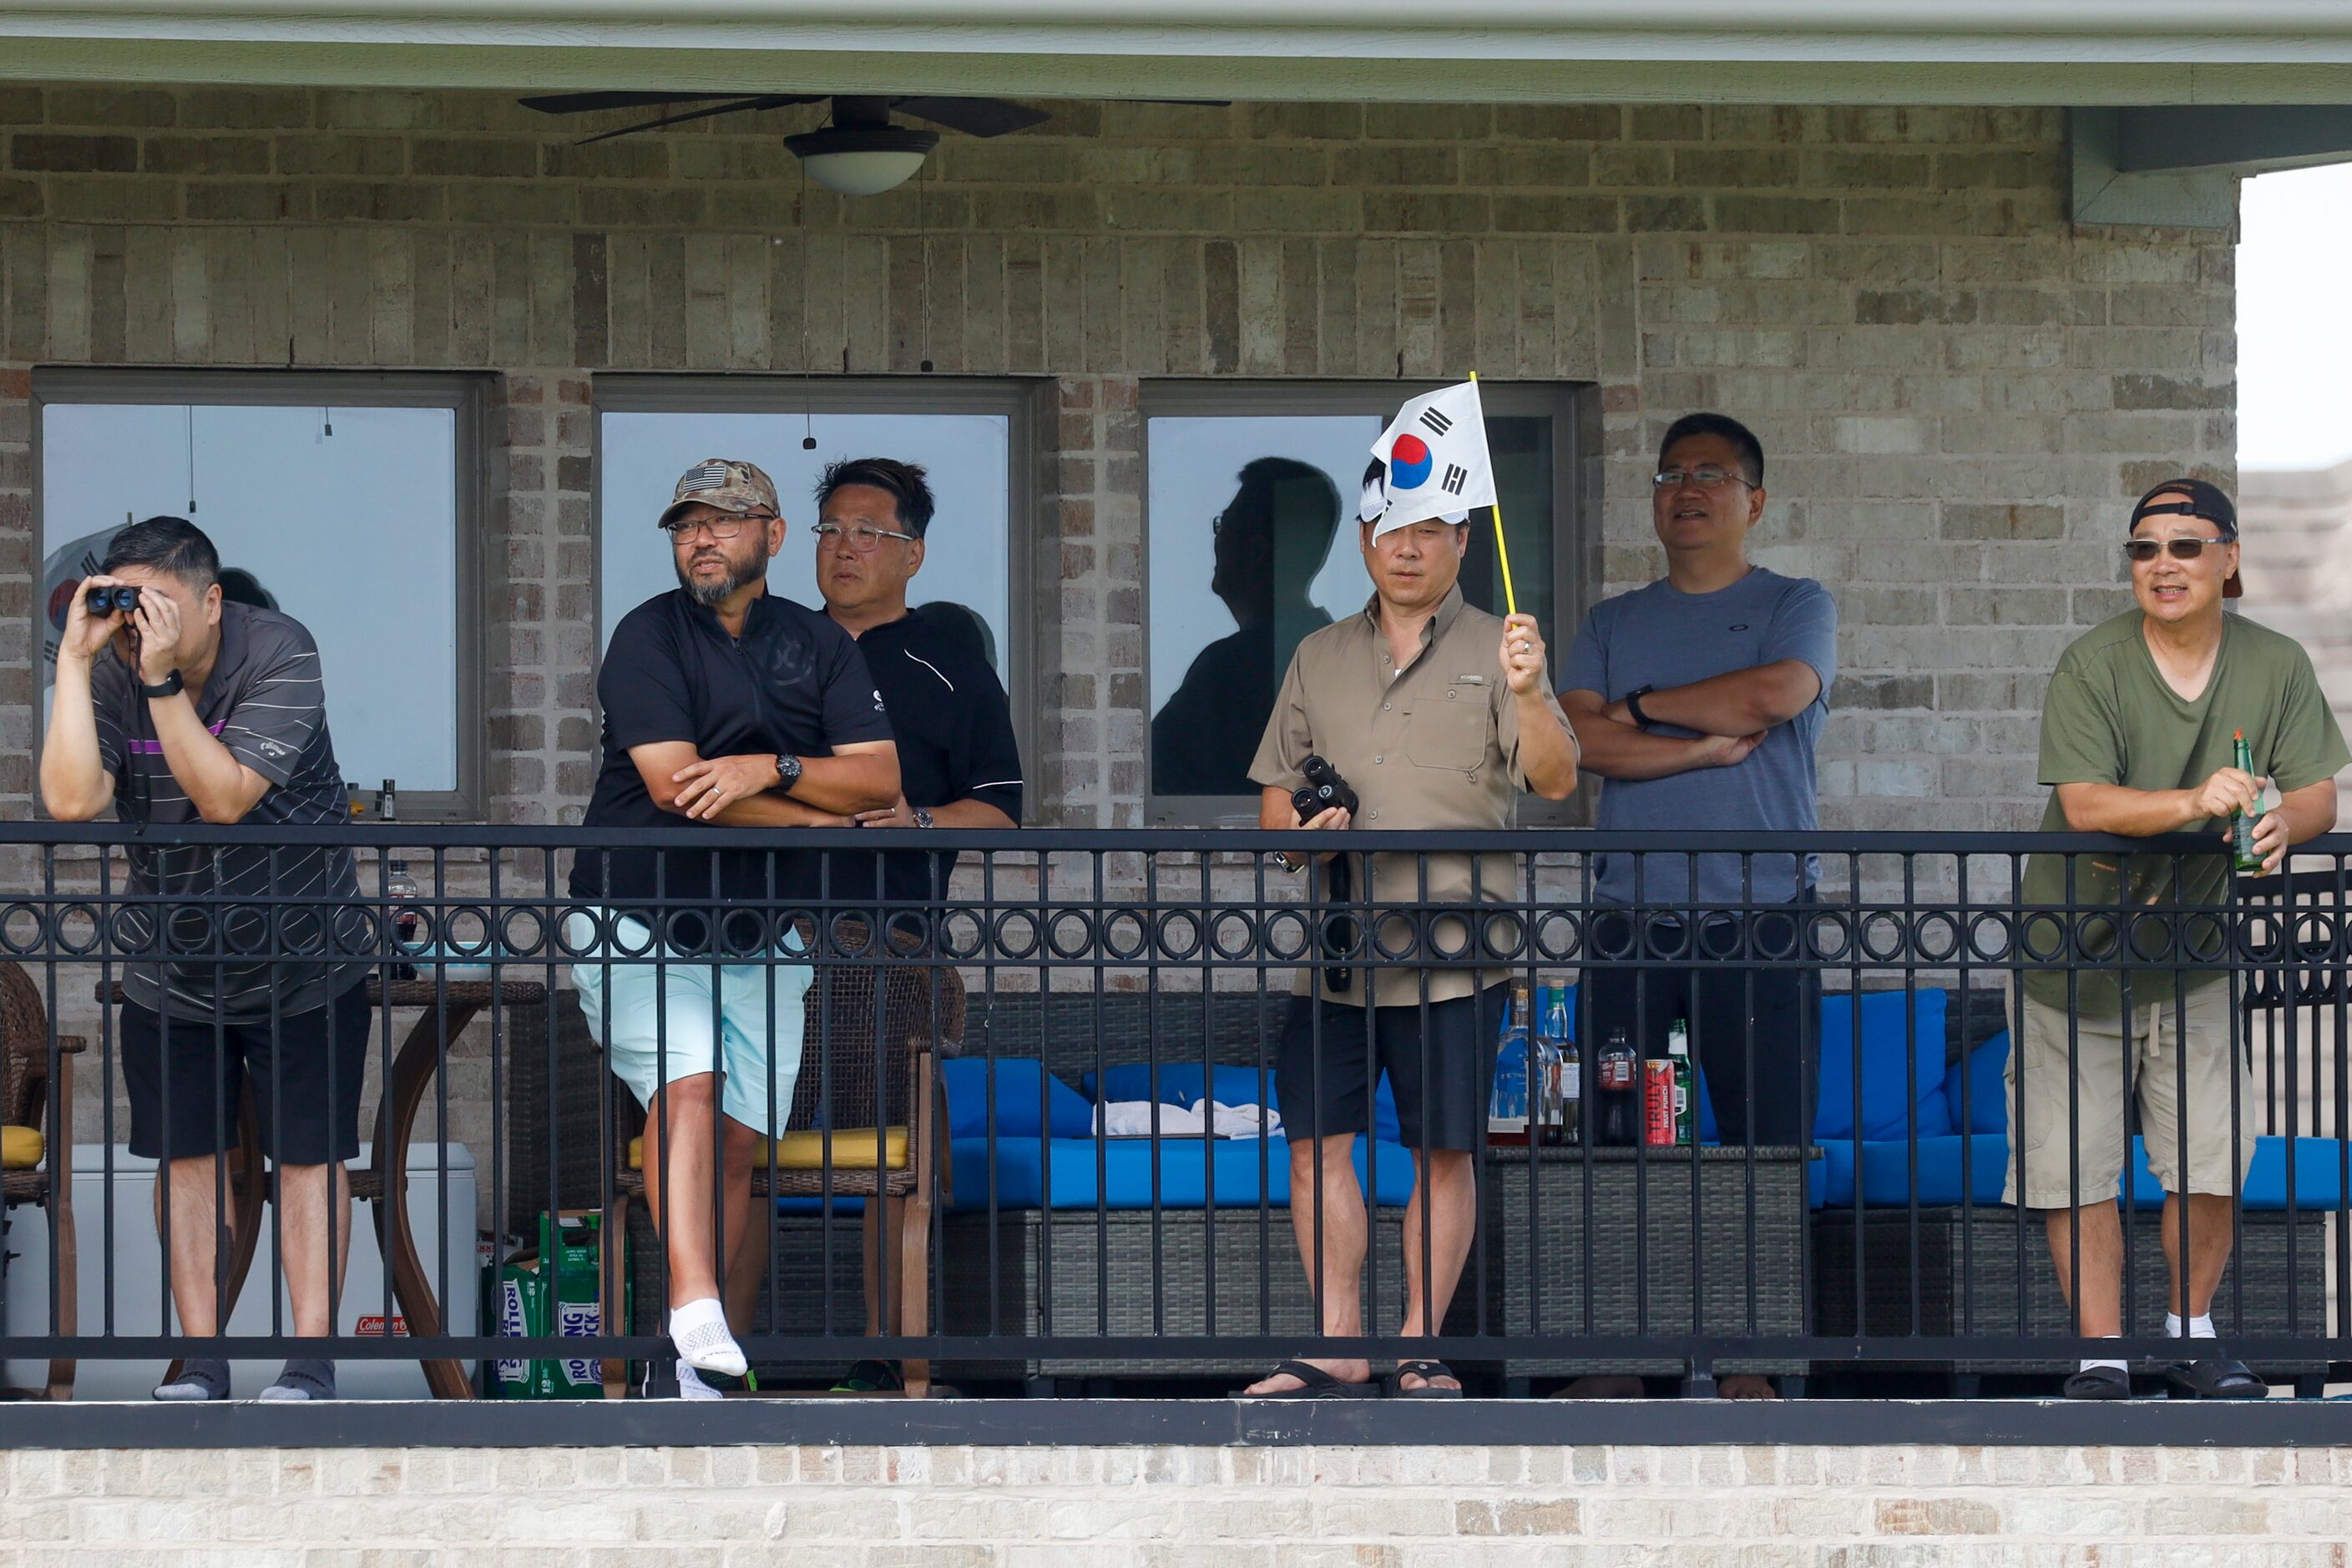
left=2061, top=1365, right=2132, bottom=1400
left=1232, top=1358, right=1381, bottom=1399
left=2165, top=1358, right=2268, bottom=1399
left=1391, top=1358, right=1464, bottom=1399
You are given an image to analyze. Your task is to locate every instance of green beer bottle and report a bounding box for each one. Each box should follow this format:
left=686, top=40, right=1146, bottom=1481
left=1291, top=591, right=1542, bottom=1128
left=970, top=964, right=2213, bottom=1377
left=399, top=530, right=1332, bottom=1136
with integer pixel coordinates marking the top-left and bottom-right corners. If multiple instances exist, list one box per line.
left=2232, top=729, right=2265, bottom=873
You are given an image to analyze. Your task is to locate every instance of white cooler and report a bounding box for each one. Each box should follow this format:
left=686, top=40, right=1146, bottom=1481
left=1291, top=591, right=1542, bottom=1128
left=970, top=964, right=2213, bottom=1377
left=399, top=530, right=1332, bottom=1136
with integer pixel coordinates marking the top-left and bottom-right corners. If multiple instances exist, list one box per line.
left=3, top=1141, right=477, bottom=1400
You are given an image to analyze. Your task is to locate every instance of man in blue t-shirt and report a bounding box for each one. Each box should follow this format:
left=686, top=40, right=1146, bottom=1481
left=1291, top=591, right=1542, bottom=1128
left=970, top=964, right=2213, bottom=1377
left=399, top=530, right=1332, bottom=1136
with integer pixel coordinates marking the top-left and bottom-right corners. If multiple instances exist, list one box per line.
left=1560, top=412, right=1834, bottom=1399
left=1561, top=412, right=1837, bottom=1131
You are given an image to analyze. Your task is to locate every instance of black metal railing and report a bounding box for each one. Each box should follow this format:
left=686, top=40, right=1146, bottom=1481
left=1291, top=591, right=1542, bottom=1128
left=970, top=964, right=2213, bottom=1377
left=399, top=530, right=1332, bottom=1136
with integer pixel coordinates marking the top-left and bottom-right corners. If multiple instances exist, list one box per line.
left=1, top=823, right=2347, bottom=1400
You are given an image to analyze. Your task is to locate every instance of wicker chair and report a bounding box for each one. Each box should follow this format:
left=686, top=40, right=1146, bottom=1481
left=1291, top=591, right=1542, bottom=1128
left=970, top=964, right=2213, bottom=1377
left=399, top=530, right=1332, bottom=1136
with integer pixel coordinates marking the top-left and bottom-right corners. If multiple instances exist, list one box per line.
left=1, top=962, right=83, bottom=1400
left=596, top=921, right=963, bottom=1398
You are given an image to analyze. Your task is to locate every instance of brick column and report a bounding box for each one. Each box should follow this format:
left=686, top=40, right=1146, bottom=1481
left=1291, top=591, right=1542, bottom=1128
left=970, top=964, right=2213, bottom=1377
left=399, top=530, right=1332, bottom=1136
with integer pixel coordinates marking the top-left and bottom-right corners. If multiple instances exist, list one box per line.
left=0, top=364, right=31, bottom=821
left=484, top=369, right=594, bottom=827
left=1042, top=373, right=1144, bottom=828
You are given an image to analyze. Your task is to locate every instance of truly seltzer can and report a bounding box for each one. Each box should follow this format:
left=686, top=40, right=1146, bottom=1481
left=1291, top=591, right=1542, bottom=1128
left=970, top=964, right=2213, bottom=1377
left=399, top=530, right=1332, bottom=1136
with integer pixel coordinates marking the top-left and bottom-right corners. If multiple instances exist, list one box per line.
left=1644, top=1059, right=1678, bottom=1146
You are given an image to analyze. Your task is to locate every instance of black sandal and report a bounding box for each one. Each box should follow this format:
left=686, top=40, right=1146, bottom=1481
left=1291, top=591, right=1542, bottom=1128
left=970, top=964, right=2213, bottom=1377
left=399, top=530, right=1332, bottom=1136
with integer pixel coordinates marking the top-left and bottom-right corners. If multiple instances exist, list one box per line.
left=2061, top=1365, right=2132, bottom=1400
left=2165, top=1358, right=2268, bottom=1399
left=1392, top=1358, right=1464, bottom=1399
left=1233, top=1358, right=1381, bottom=1399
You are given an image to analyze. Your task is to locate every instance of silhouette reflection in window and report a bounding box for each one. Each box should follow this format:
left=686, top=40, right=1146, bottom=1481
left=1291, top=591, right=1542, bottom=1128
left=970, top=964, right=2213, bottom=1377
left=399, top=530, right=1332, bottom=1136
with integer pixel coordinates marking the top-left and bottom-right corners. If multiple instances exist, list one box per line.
left=1151, top=457, right=1341, bottom=798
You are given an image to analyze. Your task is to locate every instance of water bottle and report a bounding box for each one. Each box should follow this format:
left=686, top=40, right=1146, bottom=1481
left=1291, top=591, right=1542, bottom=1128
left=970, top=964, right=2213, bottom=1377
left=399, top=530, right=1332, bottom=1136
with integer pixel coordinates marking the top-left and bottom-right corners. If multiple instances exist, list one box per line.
left=1599, top=1026, right=1638, bottom=1147
left=1537, top=984, right=1577, bottom=1147
left=1666, top=1017, right=1693, bottom=1146
left=1486, top=979, right=1532, bottom=1145
left=2232, top=730, right=2265, bottom=873
left=385, top=857, right=420, bottom=983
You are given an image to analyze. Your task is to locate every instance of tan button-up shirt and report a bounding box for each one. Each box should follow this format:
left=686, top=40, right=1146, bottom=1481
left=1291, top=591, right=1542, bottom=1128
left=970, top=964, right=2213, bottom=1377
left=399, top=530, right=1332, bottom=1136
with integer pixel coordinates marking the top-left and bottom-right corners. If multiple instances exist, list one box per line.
left=1248, top=586, right=1570, bottom=1008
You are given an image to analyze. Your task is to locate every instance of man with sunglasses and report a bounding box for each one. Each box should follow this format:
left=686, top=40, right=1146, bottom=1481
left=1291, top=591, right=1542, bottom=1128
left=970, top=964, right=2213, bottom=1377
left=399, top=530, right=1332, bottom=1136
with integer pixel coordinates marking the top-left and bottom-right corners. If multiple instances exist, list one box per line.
left=569, top=458, right=899, bottom=1399
left=2015, top=477, right=2346, bottom=1400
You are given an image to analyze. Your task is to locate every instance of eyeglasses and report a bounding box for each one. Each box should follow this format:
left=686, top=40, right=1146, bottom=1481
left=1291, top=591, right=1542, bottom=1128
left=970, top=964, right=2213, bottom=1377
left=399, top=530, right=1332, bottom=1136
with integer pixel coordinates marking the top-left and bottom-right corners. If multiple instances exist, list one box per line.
left=1651, top=466, right=1756, bottom=491
left=812, top=521, right=918, bottom=552
left=661, top=513, right=771, bottom=543
left=2123, top=537, right=2233, bottom=564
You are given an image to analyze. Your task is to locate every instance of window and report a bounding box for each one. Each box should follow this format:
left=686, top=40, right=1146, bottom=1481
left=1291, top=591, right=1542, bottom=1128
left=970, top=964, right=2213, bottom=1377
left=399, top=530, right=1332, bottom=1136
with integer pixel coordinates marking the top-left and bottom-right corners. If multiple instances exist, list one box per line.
left=1143, top=381, right=1585, bottom=822
left=34, top=371, right=483, bottom=817
left=594, top=377, right=1034, bottom=790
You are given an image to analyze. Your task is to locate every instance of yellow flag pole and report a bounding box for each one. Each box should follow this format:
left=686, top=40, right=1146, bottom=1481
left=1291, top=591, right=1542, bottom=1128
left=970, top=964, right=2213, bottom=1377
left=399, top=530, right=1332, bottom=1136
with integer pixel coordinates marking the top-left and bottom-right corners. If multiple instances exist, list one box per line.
left=1469, top=371, right=1518, bottom=615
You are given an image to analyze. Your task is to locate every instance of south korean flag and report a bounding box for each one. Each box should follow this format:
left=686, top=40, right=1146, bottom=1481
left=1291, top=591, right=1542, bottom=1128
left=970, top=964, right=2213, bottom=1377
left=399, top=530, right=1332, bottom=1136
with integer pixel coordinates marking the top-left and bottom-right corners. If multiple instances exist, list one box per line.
left=1367, top=380, right=1497, bottom=539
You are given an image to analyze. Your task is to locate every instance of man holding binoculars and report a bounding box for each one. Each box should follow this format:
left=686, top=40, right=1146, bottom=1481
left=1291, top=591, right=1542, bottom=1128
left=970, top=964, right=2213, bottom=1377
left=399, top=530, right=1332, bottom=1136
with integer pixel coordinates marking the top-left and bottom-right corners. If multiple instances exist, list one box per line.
left=42, top=515, right=370, bottom=1404
left=1242, top=475, right=1579, bottom=1399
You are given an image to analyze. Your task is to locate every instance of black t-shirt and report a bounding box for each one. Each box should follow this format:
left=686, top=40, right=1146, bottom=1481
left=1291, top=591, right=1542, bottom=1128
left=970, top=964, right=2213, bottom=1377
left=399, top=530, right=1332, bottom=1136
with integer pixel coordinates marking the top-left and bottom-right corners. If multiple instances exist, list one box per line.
left=840, top=604, right=1024, bottom=904
left=570, top=589, right=893, bottom=926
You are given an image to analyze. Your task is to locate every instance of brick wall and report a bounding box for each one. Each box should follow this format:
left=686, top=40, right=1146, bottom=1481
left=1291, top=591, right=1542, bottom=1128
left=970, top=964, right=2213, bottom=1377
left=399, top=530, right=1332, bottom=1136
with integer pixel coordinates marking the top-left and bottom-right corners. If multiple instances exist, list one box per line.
left=0, top=87, right=2238, bottom=833
left=6, top=1441, right=2351, bottom=1560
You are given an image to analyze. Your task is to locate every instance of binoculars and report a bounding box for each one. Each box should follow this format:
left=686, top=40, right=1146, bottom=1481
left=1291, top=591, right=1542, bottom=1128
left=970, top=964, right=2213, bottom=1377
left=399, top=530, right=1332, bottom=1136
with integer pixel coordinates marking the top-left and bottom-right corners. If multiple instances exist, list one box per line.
left=84, top=584, right=143, bottom=616
left=1291, top=753, right=1358, bottom=823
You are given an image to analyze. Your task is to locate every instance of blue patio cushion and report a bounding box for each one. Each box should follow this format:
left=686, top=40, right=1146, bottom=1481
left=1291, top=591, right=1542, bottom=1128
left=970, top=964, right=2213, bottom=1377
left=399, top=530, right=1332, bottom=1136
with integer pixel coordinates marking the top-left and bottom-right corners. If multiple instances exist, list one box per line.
left=776, top=1196, right=866, bottom=1214
left=1940, top=1030, right=2011, bottom=1136
left=1084, top=1060, right=1404, bottom=1145
left=1810, top=1141, right=1854, bottom=1209
left=941, top=1058, right=1096, bottom=1141
left=948, top=1132, right=1420, bottom=1211
left=1816, top=989, right=1952, bottom=1142
left=1858, top=1134, right=2011, bottom=1207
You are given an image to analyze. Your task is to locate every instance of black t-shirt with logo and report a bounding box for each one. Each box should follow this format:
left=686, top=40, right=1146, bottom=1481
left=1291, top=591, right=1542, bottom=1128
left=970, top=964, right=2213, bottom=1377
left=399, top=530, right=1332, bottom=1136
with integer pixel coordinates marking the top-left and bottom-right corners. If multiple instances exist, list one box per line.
left=840, top=604, right=1024, bottom=905
left=571, top=589, right=893, bottom=933
left=93, top=601, right=367, bottom=1022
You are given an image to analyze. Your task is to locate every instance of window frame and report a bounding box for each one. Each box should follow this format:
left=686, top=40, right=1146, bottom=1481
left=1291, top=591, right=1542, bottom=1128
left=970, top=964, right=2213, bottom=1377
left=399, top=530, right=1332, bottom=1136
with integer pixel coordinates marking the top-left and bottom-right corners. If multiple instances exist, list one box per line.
left=1139, top=378, right=1591, bottom=827
left=589, top=374, right=1040, bottom=820
left=29, top=367, right=488, bottom=822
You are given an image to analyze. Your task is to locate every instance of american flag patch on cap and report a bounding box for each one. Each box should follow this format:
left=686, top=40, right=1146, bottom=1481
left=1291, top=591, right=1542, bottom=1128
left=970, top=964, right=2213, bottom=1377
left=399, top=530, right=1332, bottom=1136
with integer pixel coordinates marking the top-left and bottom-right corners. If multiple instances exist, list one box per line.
left=679, top=459, right=733, bottom=495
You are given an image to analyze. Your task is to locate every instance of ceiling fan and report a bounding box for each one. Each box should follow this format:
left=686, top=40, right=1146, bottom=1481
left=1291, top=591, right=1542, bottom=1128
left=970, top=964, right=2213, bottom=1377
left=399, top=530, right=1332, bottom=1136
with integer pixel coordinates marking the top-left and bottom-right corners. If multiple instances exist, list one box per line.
left=518, top=91, right=1054, bottom=195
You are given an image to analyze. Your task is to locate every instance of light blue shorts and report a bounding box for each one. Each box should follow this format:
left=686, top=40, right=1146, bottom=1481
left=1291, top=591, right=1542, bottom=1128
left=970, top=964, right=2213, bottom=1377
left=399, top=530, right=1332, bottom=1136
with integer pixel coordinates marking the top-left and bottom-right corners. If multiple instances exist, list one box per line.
left=564, top=910, right=813, bottom=1137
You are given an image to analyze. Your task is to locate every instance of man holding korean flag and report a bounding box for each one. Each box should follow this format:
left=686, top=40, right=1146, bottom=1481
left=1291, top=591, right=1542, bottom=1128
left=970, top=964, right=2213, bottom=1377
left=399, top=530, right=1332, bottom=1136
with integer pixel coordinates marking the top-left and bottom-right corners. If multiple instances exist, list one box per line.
left=1242, top=379, right=1579, bottom=1399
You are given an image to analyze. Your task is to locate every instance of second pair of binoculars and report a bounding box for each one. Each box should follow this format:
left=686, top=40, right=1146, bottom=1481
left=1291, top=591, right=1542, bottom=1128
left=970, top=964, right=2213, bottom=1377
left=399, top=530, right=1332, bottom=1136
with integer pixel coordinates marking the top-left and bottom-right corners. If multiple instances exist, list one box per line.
left=84, top=584, right=144, bottom=615
left=1292, top=754, right=1358, bottom=822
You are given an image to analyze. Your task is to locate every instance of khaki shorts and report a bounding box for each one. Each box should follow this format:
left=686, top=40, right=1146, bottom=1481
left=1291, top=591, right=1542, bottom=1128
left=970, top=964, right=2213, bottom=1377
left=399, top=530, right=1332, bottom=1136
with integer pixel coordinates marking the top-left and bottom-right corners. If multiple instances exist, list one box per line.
left=2004, top=979, right=2257, bottom=1209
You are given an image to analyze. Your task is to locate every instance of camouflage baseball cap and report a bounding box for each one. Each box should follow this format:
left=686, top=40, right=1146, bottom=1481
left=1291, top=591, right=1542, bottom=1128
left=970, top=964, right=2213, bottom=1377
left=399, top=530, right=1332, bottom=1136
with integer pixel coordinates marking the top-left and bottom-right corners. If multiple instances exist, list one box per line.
left=658, top=458, right=780, bottom=530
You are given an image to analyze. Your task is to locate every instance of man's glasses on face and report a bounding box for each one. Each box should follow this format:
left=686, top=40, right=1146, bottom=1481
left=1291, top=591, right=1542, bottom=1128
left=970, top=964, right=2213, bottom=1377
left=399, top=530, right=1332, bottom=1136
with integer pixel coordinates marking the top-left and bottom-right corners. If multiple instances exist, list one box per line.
left=2124, top=536, right=2233, bottom=564
left=661, top=513, right=771, bottom=543
left=1650, top=466, right=1756, bottom=491
left=812, top=522, right=918, bottom=552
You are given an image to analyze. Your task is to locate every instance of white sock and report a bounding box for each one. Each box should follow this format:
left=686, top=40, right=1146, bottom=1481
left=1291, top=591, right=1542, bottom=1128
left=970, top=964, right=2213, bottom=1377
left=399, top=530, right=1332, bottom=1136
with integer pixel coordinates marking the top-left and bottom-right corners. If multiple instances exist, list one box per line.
left=2081, top=1338, right=2127, bottom=1376
left=675, top=1360, right=724, bottom=1402
left=668, top=1297, right=746, bottom=1378
left=2165, top=1313, right=2218, bottom=1340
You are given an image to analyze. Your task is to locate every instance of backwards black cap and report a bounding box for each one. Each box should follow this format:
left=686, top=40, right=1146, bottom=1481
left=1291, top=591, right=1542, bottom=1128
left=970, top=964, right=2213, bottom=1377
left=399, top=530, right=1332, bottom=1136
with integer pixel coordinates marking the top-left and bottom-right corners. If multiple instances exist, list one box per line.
left=2129, top=477, right=2240, bottom=599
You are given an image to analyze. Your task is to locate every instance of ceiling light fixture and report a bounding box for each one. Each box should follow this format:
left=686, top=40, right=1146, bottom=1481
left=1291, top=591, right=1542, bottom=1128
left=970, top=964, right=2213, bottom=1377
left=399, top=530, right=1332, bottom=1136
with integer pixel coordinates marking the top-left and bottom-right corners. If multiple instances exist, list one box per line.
left=785, top=123, right=939, bottom=196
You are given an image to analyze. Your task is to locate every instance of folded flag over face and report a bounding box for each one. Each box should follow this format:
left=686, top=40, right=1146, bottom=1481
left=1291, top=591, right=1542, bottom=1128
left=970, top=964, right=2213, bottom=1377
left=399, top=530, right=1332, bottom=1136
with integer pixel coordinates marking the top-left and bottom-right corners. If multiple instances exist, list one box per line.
left=1368, top=380, right=1497, bottom=538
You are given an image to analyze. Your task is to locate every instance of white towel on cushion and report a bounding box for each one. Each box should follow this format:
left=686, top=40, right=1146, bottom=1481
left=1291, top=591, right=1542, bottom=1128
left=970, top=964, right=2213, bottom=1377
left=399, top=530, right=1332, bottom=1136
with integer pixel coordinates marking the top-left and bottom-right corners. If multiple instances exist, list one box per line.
left=1095, top=1100, right=1206, bottom=1136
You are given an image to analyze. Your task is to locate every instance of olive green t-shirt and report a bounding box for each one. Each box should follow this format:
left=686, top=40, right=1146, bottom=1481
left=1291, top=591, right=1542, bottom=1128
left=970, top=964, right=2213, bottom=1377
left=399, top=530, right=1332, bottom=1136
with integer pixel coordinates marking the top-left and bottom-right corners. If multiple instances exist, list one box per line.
left=2021, top=610, right=2349, bottom=1014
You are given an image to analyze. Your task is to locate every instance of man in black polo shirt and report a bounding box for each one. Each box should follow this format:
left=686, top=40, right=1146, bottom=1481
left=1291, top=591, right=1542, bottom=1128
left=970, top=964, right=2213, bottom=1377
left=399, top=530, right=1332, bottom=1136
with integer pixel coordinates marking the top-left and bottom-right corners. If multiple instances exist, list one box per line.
left=568, top=458, right=898, bottom=1399
left=42, top=515, right=370, bottom=1404
left=813, top=458, right=1023, bottom=904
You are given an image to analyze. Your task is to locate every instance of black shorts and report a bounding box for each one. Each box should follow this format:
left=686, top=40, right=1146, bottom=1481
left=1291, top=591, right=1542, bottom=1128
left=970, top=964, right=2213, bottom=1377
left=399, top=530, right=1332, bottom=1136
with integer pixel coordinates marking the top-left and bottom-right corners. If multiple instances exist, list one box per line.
left=121, top=983, right=372, bottom=1165
left=1275, top=984, right=1505, bottom=1152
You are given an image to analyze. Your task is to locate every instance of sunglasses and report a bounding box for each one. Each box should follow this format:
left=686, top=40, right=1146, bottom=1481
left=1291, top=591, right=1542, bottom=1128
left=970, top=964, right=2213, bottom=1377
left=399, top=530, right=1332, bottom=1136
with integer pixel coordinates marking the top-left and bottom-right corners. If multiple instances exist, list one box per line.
left=2123, top=537, right=2232, bottom=564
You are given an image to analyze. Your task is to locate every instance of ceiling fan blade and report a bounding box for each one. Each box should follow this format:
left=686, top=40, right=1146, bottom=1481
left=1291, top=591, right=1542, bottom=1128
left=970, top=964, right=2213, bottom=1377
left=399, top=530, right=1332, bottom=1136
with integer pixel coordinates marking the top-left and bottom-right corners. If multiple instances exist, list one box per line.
left=890, top=96, right=1053, bottom=139
left=520, top=92, right=748, bottom=115
left=574, top=94, right=824, bottom=145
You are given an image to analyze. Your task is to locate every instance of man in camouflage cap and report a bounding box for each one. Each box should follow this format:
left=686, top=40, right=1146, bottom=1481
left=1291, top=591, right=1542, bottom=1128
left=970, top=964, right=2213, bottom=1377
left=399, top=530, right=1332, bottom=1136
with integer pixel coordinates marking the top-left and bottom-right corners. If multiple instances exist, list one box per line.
left=569, top=456, right=901, bottom=1398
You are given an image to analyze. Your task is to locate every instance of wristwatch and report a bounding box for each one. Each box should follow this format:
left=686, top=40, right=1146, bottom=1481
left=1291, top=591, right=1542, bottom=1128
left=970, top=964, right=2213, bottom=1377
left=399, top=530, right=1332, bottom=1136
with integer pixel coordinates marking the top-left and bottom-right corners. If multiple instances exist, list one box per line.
left=137, top=669, right=185, bottom=699
left=1625, top=685, right=1657, bottom=731
left=775, top=754, right=802, bottom=792
left=912, top=806, right=935, bottom=828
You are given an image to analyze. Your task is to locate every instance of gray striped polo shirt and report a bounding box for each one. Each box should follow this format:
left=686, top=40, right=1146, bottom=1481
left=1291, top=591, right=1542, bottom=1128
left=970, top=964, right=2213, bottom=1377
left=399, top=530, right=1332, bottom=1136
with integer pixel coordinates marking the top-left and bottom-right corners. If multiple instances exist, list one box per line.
left=93, top=600, right=368, bottom=1024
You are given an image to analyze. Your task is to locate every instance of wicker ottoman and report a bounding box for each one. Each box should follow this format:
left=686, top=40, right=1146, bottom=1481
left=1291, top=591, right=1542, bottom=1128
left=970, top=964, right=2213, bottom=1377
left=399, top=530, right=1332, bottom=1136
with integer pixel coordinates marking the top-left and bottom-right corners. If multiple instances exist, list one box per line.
left=938, top=1205, right=1413, bottom=1382
left=1812, top=1206, right=2331, bottom=1378
left=1465, top=1146, right=1813, bottom=1379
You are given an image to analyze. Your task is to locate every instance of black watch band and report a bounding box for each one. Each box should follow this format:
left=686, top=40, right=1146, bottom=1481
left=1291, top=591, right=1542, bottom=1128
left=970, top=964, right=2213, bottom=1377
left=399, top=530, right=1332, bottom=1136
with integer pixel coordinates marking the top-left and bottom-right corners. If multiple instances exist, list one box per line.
left=775, top=753, right=802, bottom=792
left=1625, top=685, right=1657, bottom=731
left=138, top=669, right=185, bottom=700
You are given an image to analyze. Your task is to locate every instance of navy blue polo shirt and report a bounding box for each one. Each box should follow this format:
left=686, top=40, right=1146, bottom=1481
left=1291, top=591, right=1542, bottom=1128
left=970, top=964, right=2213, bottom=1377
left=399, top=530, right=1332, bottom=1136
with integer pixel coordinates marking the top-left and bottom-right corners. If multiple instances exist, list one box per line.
left=571, top=589, right=893, bottom=920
